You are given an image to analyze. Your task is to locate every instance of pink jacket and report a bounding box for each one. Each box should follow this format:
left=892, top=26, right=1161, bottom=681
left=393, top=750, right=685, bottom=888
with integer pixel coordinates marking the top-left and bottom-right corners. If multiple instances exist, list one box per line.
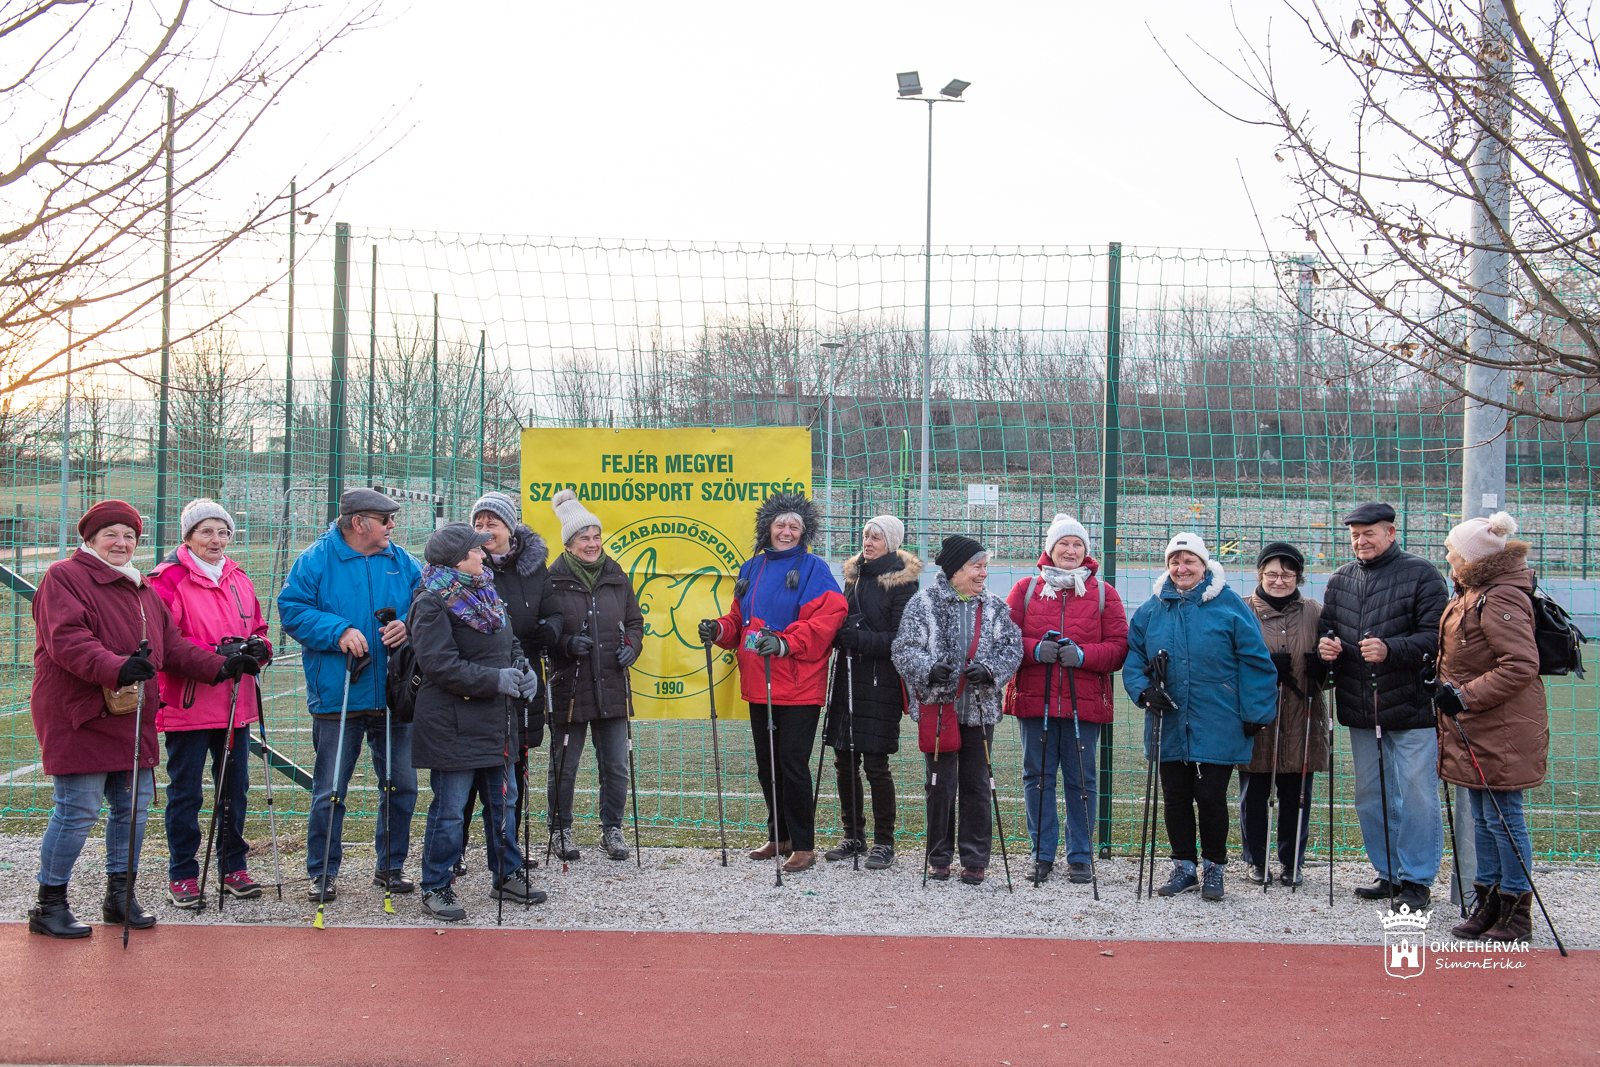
left=148, top=546, right=271, bottom=732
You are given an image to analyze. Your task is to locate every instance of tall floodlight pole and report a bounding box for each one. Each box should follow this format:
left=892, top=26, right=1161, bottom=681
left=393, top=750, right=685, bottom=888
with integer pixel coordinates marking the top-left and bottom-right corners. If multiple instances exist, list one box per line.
left=821, top=341, right=843, bottom=557
left=57, top=299, right=87, bottom=558
left=897, top=72, right=969, bottom=561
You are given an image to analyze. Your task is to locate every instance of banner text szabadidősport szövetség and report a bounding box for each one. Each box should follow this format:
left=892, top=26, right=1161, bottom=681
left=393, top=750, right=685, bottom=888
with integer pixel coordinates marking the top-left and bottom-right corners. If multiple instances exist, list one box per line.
left=522, top=427, right=812, bottom=719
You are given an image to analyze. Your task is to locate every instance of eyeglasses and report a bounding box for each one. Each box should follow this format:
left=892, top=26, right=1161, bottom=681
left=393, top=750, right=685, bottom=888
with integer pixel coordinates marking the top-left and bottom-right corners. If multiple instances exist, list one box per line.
left=360, top=512, right=397, bottom=528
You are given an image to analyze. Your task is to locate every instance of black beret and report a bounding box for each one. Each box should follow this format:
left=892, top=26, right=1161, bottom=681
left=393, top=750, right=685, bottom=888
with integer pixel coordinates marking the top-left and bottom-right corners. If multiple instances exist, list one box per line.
left=1342, top=502, right=1396, bottom=526
left=936, top=535, right=986, bottom=580
left=1257, top=541, right=1306, bottom=572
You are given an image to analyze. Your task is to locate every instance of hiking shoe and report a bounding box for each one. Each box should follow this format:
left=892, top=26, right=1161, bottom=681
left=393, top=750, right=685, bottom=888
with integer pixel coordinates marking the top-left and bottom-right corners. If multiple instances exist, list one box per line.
left=1279, top=866, right=1304, bottom=888
left=491, top=871, right=547, bottom=905
left=1027, top=859, right=1054, bottom=885
left=864, top=844, right=894, bottom=870
left=601, top=827, right=630, bottom=862
left=1396, top=881, right=1431, bottom=913
left=927, top=865, right=952, bottom=881
left=548, top=828, right=580, bottom=861
left=222, top=870, right=263, bottom=899
left=1247, top=864, right=1268, bottom=885
left=1156, top=860, right=1199, bottom=896
left=1067, top=862, right=1093, bottom=884
left=422, top=886, right=466, bottom=922
left=168, top=878, right=202, bottom=910
left=959, top=867, right=986, bottom=885
left=307, top=875, right=337, bottom=902
left=824, top=839, right=866, bottom=862
left=1354, top=878, right=1397, bottom=901
left=1201, top=860, right=1225, bottom=902
left=373, top=870, right=416, bottom=893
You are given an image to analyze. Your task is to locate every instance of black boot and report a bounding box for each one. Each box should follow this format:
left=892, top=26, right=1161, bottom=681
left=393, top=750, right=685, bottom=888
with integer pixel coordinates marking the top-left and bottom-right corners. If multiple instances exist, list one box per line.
left=28, top=883, right=91, bottom=939
left=102, top=872, right=156, bottom=929
left=1027, top=859, right=1053, bottom=885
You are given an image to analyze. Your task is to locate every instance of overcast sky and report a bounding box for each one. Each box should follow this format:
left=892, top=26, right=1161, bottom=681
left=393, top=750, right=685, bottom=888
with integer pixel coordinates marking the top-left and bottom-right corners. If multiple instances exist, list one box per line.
left=219, top=1, right=1345, bottom=252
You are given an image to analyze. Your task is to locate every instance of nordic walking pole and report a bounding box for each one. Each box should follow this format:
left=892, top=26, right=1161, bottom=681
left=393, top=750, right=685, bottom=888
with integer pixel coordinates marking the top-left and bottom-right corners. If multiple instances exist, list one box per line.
left=1364, top=630, right=1398, bottom=910
left=252, top=685, right=284, bottom=900
left=540, top=653, right=570, bottom=873
left=1135, top=713, right=1155, bottom=902
left=519, top=657, right=533, bottom=900
left=314, top=651, right=360, bottom=930
left=703, top=642, right=729, bottom=866
left=810, top=650, right=837, bottom=830
left=921, top=697, right=945, bottom=890
left=619, top=623, right=643, bottom=868
left=761, top=632, right=783, bottom=888
left=497, top=657, right=522, bottom=927
left=198, top=659, right=244, bottom=912
left=1034, top=630, right=1061, bottom=883
left=1443, top=780, right=1466, bottom=918
left=123, top=638, right=149, bottom=950
left=1264, top=682, right=1284, bottom=895
left=1328, top=704, right=1336, bottom=908
left=1065, top=660, right=1098, bottom=901
left=981, top=727, right=1014, bottom=893
left=1147, top=693, right=1166, bottom=901
left=1448, top=714, right=1567, bottom=956
left=845, top=651, right=860, bottom=870
left=1290, top=684, right=1314, bottom=893
left=547, top=712, right=573, bottom=874
left=373, top=607, right=398, bottom=916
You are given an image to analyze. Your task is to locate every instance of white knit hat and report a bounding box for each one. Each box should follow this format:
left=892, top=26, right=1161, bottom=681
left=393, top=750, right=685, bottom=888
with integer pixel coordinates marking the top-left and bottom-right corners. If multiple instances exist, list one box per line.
left=179, top=498, right=234, bottom=542
left=864, top=514, right=904, bottom=554
left=1043, top=513, right=1091, bottom=558
left=1164, top=531, right=1210, bottom=566
left=551, top=488, right=602, bottom=546
left=1446, top=511, right=1518, bottom=564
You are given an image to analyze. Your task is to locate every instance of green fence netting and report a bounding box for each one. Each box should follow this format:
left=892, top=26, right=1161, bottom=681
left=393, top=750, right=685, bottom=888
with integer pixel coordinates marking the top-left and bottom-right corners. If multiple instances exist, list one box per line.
left=2, top=230, right=1595, bottom=862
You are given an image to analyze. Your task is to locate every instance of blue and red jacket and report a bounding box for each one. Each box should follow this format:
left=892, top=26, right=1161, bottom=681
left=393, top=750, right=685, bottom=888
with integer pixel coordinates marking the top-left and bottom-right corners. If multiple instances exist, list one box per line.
left=713, top=544, right=846, bottom=706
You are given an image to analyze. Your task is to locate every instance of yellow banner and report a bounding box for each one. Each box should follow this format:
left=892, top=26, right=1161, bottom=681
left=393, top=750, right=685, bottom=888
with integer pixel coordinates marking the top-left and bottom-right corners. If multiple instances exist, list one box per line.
left=520, top=426, right=813, bottom=719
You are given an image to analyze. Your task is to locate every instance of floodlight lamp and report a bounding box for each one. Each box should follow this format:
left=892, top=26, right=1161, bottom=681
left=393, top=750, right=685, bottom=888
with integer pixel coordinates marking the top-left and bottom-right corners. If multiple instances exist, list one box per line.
left=897, top=72, right=922, bottom=97
left=940, top=79, right=970, bottom=99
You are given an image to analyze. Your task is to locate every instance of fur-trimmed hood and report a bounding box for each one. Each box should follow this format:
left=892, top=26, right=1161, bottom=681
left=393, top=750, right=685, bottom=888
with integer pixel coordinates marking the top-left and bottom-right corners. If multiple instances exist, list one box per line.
left=842, top=548, right=922, bottom=590
left=1451, top=540, right=1531, bottom=593
left=499, top=524, right=549, bottom=578
left=1152, top=558, right=1227, bottom=603
left=754, top=492, right=819, bottom=551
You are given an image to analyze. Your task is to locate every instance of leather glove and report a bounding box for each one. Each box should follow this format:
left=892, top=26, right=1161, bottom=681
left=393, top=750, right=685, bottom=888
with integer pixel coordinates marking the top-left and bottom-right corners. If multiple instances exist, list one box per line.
left=215, top=653, right=261, bottom=684
left=1243, top=721, right=1265, bottom=737
left=962, top=662, right=994, bottom=686
left=1034, top=639, right=1060, bottom=664
left=1061, top=639, right=1085, bottom=668
left=1141, top=687, right=1177, bottom=715
left=1434, top=684, right=1467, bottom=718
left=698, top=619, right=722, bottom=644
left=117, top=653, right=157, bottom=686
left=243, top=635, right=272, bottom=666
left=565, top=634, right=594, bottom=658
left=537, top=616, right=562, bottom=651
left=752, top=631, right=788, bottom=658
left=1270, top=651, right=1295, bottom=687
left=1305, top=652, right=1333, bottom=690
left=516, top=669, right=540, bottom=701
left=928, top=663, right=954, bottom=687
left=616, top=641, right=639, bottom=668
left=497, top=667, right=524, bottom=697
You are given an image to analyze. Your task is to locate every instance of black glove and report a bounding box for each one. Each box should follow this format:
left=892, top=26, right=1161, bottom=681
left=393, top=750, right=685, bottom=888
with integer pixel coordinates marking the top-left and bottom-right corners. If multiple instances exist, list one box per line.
left=1243, top=721, right=1265, bottom=737
left=928, top=663, right=954, bottom=687
left=243, top=635, right=272, bottom=666
left=1141, top=687, right=1177, bottom=715
left=962, top=662, right=994, bottom=686
left=116, top=653, right=157, bottom=686
left=752, top=631, right=788, bottom=658
left=835, top=625, right=862, bottom=650
left=1305, top=652, right=1333, bottom=690
left=565, top=634, right=594, bottom=657
left=216, top=653, right=261, bottom=684
left=537, top=616, right=562, bottom=650
left=1270, top=651, right=1295, bottom=687
left=616, top=641, right=638, bottom=668
left=697, top=619, right=722, bottom=644
left=1034, top=639, right=1060, bottom=665
left=1434, top=684, right=1467, bottom=718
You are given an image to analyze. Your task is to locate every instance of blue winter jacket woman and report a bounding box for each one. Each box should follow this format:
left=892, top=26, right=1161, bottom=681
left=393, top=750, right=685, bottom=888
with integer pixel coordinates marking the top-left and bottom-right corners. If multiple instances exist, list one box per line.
left=1122, top=560, right=1277, bottom=765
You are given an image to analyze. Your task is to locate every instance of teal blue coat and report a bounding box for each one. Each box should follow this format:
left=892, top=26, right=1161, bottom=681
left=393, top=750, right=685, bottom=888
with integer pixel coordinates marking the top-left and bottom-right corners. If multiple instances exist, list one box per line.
left=1122, top=561, right=1277, bottom=765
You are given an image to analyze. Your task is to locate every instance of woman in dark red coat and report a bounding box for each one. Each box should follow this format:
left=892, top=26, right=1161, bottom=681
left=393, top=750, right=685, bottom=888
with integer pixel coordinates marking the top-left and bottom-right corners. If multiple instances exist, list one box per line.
left=1004, top=514, right=1128, bottom=885
left=27, top=501, right=240, bottom=940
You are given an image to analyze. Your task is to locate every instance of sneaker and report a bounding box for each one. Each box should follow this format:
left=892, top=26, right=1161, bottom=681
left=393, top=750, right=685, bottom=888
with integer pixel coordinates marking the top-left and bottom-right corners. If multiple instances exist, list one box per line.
left=548, top=828, right=580, bottom=861
left=927, top=865, right=952, bottom=881
left=307, top=875, right=337, bottom=902
left=864, top=844, right=894, bottom=870
left=373, top=870, right=416, bottom=893
left=491, top=871, right=548, bottom=905
left=1247, top=864, right=1267, bottom=885
left=601, top=827, right=630, bottom=862
left=1027, top=859, right=1054, bottom=885
left=1354, top=878, right=1397, bottom=900
left=1201, top=860, right=1225, bottom=902
left=1396, top=881, right=1432, bottom=913
left=422, top=886, right=466, bottom=922
left=1156, top=860, right=1199, bottom=896
left=959, top=867, right=986, bottom=885
left=1067, top=862, right=1094, bottom=884
left=222, top=870, right=263, bottom=899
left=824, top=839, right=866, bottom=862
left=168, top=878, right=202, bottom=910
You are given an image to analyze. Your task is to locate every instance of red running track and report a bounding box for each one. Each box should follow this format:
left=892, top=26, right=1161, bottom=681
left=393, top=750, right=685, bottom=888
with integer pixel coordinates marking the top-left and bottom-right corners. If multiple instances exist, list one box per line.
left=0, top=924, right=1591, bottom=1066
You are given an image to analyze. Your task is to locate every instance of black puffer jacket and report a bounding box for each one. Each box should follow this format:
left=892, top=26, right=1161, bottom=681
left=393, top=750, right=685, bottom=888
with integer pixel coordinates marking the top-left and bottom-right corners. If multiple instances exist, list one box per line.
left=487, top=525, right=558, bottom=750
left=827, top=549, right=921, bottom=754
left=407, top=590, right=517, bottom=772
left=1320, top=543, right=1448, bottom=731
left=547, top=554, right=645, bottom=725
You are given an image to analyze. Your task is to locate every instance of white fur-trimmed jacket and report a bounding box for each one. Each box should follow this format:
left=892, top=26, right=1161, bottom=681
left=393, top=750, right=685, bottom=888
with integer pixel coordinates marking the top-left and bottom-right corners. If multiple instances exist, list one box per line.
left=892, top=573, right=1023, bottom=727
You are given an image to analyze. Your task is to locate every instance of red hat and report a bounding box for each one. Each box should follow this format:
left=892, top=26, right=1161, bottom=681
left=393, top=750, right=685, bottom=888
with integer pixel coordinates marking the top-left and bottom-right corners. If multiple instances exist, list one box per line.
left=78, top=500, right=143, bottom=541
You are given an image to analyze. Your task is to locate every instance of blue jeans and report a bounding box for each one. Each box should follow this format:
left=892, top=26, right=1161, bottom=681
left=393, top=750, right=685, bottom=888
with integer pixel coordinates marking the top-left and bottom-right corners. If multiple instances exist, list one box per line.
left=422, top=767, right=524, bottom=892
left=1017, top=716, right=1100, bottom=865
left=1348, top=725, right=1442, bottom=885
left=306, top=713, right=417, bottom=878
left=1468, top=787, right=1533, bottom=894
left=164, top=727, right=251, bottom=881
left=38, top=769, right=155, bottom=886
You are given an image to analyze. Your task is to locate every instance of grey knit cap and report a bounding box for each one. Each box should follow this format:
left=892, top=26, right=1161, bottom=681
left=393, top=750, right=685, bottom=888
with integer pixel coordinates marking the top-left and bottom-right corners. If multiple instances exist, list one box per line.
left=424, top=522, right=493, bottom=567
left=471, top=491, right=519, bottom=531
left=179, top=498, right=234, bottom=541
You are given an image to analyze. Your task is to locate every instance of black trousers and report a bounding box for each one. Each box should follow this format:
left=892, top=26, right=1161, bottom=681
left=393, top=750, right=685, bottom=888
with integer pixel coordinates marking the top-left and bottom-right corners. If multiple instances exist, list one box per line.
left=748, top=703, right=821, bottom=852
left=834, top=749, right=895, bottom=847
left=1159, top=761, right=1233, bottom=866
left=1238, top=770, right=1315, bottom=871
left=925, top=723, right=994, bottom=870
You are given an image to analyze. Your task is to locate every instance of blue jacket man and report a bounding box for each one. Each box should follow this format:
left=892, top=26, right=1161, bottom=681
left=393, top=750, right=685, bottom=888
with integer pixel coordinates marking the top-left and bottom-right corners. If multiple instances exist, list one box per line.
left=279, top=488, right=423, bottom=898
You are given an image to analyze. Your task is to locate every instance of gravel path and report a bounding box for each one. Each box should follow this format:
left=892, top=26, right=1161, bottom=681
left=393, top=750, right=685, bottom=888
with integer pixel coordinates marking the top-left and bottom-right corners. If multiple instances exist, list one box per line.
left=2, top=833, right=1593, bottom=948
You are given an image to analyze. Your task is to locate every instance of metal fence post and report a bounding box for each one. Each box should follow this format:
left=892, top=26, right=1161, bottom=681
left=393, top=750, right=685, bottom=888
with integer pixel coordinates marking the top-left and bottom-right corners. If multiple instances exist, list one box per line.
left=1097, top=240, right=1122, bottom=856
left=325, top=223, right=350, bottom=523
left=367, top=244, right=377, bottom=486
left=153, top=87, right=175, bottom=561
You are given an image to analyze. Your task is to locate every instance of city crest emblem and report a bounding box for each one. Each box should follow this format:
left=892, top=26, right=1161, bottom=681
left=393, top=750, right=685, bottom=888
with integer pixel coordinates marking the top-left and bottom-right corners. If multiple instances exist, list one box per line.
left=1381, top=903, right=1431, bottom=979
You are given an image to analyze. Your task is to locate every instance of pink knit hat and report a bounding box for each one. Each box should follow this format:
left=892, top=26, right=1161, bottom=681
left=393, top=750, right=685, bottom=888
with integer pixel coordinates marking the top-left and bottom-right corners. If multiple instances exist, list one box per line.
left=1445, top=511, right=1518, bottom=563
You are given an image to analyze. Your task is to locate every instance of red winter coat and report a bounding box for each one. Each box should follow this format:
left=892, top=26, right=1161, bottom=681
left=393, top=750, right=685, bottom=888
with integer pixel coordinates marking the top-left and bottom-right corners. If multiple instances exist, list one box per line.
left=712, top=553, right=847, bottom=707
left=148, top=545, right=271, bottom=732
left=1003, top=555, right=1129, bottom=724
left=31, top=548, right=226, bottom=776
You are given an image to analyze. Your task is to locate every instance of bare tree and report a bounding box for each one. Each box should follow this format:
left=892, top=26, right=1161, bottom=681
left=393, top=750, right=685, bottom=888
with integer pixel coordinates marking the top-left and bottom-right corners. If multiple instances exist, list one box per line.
left=171, top=317, right=258, bottom=503
left=1, top=0, right=384, bottom=397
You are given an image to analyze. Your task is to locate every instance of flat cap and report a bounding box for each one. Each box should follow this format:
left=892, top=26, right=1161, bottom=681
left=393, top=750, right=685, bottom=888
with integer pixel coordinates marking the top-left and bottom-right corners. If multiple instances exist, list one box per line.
left=424, top=522, right=493, bottom=567
left=1341, top=502, right=1396, bottom=526
left=339, top=487, right=401, bottom=516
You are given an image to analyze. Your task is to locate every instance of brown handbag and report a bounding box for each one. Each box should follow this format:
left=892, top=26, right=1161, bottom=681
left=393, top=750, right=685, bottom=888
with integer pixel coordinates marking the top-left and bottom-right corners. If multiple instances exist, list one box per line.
left=102, top=596, right=149, bottom=715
